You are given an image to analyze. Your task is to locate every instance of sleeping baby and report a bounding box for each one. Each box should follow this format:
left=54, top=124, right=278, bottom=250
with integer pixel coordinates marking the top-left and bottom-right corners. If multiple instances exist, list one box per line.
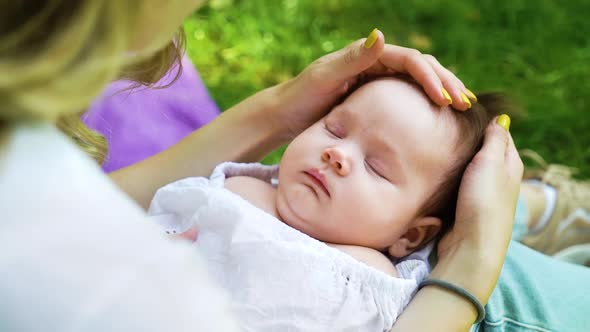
left=148, top=77, right=507, bottom=331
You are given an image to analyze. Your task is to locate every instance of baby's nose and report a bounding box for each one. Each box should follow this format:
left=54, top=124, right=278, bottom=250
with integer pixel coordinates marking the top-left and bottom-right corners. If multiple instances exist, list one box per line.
left=321, top=148, right=350, bottom=175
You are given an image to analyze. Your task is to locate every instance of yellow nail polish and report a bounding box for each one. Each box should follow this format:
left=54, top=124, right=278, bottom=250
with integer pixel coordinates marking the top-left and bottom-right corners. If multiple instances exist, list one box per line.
left=465, top=88, right=478, bottom=102
left=364, top=28, right=378, bottom=49
left=461, top=92, right=472, bottom=108
left=441, top=88, right=452, bottom=104
left=497, top=114, right=511, bottom=131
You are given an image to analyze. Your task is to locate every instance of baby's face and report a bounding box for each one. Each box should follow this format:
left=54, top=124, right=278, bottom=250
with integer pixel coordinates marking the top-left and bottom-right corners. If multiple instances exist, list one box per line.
left=277, top=78, right=459, bottom=251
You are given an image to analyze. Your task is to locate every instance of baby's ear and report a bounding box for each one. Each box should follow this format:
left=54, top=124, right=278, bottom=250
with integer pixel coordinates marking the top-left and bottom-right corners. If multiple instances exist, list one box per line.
left=387, top=217, right=441, bottom=258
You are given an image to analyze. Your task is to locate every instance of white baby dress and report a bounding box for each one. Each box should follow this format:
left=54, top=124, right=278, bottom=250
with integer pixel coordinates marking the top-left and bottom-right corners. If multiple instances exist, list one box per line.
left=148, top=162, right=433, bottom=332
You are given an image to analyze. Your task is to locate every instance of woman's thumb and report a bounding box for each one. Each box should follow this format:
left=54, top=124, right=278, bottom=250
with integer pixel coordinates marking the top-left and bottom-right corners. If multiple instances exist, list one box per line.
left=325, top=28, right=384, bottom=82
left=479, top=115, right=511, bottom=158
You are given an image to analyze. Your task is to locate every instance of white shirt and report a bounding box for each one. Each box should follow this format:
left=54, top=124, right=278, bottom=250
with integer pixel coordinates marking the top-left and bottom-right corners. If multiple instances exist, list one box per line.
left=148, top=162, right=432, bottom=332
left=0, top=123, right=239, bottom=331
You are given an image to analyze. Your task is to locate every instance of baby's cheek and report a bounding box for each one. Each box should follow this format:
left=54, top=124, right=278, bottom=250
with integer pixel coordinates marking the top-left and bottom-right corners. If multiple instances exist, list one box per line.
left=342, top=191, right=383, bottom=220
left=369, top=189, right=404, bottom=221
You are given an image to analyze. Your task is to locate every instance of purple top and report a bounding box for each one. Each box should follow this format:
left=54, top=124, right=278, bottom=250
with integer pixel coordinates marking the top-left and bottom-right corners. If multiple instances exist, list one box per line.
left=83, top=56, right=220, bottom=172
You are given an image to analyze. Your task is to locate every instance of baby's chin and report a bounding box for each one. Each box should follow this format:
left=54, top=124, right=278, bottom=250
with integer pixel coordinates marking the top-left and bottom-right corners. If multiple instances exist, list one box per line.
left=275, top=199, right=327, bottom=241
left=276, top=201, right=311, bottom=233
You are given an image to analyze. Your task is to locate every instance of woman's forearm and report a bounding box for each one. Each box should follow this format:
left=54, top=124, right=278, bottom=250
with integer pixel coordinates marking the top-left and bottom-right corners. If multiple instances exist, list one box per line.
left=391, top=243, right=502, bottom=332
left=110, top=85, right=287, bottom=209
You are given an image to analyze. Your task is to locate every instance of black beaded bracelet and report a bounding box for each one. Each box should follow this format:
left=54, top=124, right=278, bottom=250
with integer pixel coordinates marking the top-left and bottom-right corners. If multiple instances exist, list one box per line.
left=418, top=278, right=486, bottom=324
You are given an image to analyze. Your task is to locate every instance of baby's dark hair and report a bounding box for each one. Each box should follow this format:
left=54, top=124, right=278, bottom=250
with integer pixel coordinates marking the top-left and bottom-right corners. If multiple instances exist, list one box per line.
left=417, top=92, right=519, bottom=240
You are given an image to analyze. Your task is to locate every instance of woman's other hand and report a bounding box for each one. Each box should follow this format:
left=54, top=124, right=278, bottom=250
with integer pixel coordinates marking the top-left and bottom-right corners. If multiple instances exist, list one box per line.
left=271, top=29, right=475, bottom=139
left=435, top=116, right=523, bottom=301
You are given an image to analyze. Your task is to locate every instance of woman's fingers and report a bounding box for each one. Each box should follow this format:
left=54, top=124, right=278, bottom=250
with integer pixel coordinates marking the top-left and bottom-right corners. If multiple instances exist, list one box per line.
left=370, top=44, right=474, bottom=110
left=375, top=45, right=447, bottom=106
left=423, top=54, right=475, bottom=111
left=307, top=31, right=475, bottom=110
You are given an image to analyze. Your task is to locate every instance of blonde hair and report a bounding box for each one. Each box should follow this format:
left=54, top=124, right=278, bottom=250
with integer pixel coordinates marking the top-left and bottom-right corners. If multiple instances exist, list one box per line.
left=0, top=1, right=186, bottom=164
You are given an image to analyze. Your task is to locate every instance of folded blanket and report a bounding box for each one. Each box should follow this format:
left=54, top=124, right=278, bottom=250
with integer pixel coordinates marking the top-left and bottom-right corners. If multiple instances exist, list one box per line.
left=149, top=162, right=432, bottom=332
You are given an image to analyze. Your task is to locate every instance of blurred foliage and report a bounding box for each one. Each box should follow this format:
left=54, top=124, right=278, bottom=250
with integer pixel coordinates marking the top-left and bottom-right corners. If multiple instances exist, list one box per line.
left=184, top=0, right=590, bottom=177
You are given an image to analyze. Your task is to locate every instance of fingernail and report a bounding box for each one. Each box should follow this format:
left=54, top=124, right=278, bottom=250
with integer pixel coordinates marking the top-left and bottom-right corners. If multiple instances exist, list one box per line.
left=441, top=88, right=452, bottom=104
left=460, top=92, right=472, bottom=108
left=465, top=88, right=478, bottom=102
left=497, top=114, right=511, bottom=131
left=364, top=28, right=379, bottom=49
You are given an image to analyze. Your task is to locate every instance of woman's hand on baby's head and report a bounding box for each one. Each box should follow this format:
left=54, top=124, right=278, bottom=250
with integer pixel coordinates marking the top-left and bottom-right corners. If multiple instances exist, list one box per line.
left=271, top=29, right=386, bottom=139
left=271, top=29, right=476, bottom=139
left=430, top=117, right=521, bottom=303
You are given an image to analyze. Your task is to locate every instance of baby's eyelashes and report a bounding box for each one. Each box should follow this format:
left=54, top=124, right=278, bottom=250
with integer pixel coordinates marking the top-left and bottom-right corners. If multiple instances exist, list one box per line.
left=365, top=159, right=387, bottom=180
left=324, top=124, right=340, bottom=138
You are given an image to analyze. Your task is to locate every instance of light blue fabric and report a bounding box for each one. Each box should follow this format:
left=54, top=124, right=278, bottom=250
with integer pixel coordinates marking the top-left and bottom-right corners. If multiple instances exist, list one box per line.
left=471, top=196, right=590, bottom=332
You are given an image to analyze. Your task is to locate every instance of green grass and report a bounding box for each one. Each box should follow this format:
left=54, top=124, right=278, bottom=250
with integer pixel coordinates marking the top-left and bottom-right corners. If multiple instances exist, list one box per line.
left=184, top=0, right=590, bottom=178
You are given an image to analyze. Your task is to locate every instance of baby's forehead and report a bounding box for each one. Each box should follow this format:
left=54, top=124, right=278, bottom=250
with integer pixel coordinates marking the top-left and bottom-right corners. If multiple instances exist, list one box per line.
left=340, top=77, right=460, bottom=150
left=345, top=78, right=451, bottom=125
left=358, top=77, right=436, bottom=107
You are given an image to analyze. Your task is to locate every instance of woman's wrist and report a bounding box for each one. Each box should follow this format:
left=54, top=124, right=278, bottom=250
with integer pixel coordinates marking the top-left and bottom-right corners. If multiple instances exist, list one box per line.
left=213, top=84, right=291, bottom=162
left=430, top=241, right=505, bottom=305
left=256, top=82, right=293, bottom=144
left=262, top=79, right=301, bottom=142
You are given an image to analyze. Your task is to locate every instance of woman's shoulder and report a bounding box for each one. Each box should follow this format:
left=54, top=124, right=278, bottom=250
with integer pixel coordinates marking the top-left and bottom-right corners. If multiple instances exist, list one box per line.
left=0, top=124, right=238, bottom=329
left=1, top=123, right=147, bottom=223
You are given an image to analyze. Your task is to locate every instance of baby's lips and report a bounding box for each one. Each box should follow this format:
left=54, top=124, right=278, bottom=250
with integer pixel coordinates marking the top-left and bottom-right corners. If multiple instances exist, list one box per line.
left=306, top=168, right=331, bottom=197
